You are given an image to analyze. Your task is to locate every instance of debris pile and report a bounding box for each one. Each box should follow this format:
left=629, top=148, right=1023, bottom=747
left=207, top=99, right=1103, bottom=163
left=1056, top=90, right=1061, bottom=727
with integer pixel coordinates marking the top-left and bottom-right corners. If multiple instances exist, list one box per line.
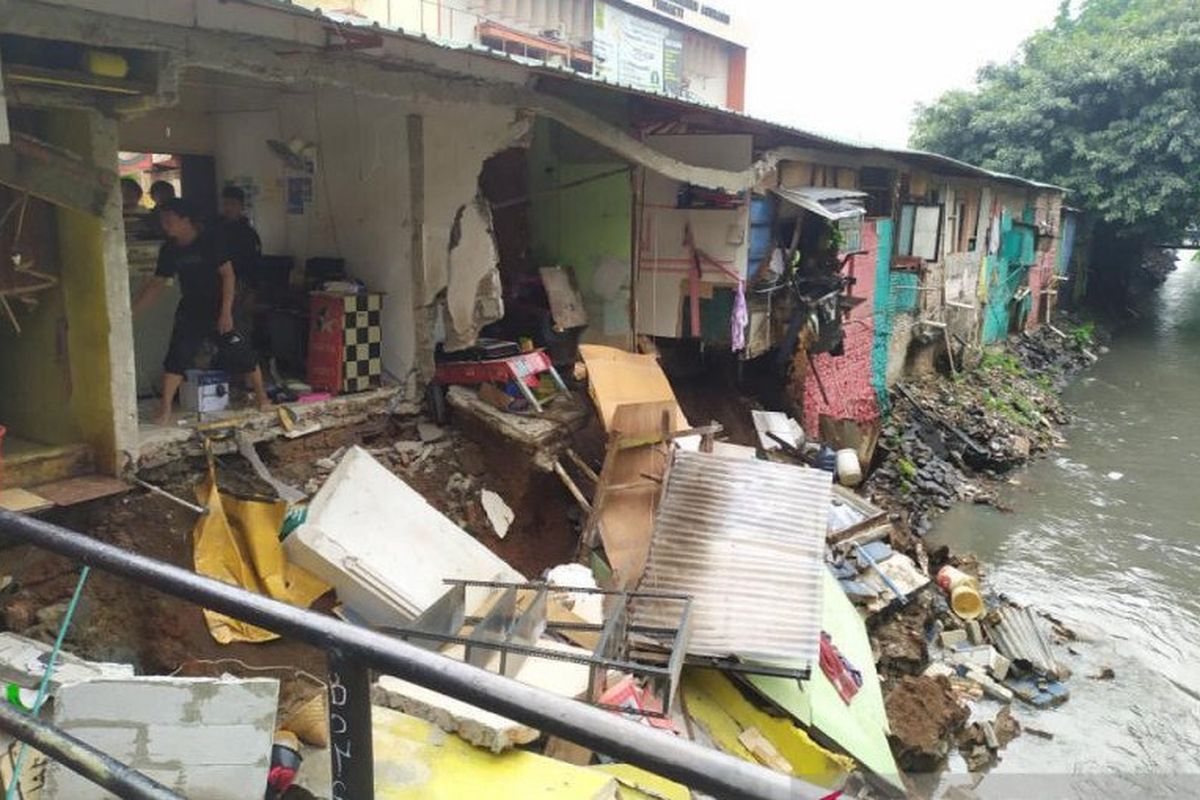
left=0, top=319, right=1103, bottom=798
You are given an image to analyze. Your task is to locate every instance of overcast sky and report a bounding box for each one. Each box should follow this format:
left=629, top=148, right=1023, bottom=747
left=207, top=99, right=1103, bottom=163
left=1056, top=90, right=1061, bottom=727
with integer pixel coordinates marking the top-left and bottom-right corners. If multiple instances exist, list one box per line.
left=744, top=0, right=1065, bottom=148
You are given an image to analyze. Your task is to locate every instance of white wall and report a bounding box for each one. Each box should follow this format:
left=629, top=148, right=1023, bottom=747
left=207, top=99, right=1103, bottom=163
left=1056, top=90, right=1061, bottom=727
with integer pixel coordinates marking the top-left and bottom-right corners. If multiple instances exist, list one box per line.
left=681, top=31, right=731, bottom=108
left=209, top=89, right=518, bottom=381
left=636, top=133, right=751, bottom=338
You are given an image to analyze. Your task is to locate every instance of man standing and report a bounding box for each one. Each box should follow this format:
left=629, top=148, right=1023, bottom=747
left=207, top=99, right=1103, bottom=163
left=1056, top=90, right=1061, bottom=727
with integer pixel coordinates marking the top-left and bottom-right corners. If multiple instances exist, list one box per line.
left=132, top=198, right=271, bottom=424
left=218, top=186, right=262, bottom=338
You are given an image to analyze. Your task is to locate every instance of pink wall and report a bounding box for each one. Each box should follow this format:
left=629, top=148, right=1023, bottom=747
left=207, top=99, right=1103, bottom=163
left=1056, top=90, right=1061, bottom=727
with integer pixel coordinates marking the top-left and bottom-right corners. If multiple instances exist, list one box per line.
left=801, top=222, right=882, bottom=434
left=1026, top=248, right=1057, bottom=331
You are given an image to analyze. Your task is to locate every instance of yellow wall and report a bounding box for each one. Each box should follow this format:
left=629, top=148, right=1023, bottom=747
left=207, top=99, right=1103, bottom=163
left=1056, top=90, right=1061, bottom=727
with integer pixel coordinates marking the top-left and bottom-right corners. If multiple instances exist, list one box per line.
left=0, top=110, right=117, bottom=467
left=46, top=109, right=119, bottom=470
left=0, top=247, right=80, bottom=447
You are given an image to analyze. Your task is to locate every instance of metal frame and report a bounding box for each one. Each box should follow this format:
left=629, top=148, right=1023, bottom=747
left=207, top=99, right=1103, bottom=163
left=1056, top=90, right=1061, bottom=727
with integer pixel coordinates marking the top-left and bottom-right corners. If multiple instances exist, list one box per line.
left=387, top=579, right=693, bottom=717
left=0, top=509, right=837, bottom=800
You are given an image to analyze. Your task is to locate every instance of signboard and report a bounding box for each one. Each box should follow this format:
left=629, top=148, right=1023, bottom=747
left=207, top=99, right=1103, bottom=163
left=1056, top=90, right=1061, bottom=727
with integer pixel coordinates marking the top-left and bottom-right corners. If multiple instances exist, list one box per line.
left=594, top=1, right=685, bottom=95
left=613, top=0, right=747, bottom=46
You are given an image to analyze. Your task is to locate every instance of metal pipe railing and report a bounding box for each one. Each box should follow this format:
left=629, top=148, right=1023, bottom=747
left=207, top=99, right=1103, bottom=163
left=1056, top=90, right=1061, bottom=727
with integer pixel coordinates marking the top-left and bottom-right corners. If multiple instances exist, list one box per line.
left=0, top=699, right=182, bottom=800
left=0, top=509, right=837, bottom=800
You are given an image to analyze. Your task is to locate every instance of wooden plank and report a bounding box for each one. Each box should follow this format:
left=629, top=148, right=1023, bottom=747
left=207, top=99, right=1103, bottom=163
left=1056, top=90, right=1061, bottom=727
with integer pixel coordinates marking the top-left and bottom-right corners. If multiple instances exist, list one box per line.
left=0, top=488, right=53, bottom=513
left=0, top=133, right=116, bottom=217
left=581, top=402, right=675, bottom=589
left=32, top=474, right=130, bottom=506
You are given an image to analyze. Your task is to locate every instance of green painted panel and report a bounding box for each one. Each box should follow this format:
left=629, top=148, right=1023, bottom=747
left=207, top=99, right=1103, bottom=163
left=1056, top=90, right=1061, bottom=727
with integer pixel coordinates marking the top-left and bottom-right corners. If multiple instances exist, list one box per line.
left=528, top=119, right=633, bottom=341
left=747, top=571, right=902, bottom=788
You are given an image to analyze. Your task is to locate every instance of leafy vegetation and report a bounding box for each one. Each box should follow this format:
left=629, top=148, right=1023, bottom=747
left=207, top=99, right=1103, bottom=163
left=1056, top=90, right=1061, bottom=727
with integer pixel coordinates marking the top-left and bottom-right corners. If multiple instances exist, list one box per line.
left=1071, top=321, right=1096, bottom=348
left=912, top=0, right=1200, bottom=267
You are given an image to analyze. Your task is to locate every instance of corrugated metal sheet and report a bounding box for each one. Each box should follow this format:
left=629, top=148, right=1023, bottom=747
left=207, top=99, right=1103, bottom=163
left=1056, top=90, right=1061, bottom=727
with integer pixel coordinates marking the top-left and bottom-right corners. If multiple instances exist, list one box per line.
left=772, top=187, right=867, bottom=221
left=631, top=451, right=831, bottom=667
left=985, top=605, right=1062, bottom=678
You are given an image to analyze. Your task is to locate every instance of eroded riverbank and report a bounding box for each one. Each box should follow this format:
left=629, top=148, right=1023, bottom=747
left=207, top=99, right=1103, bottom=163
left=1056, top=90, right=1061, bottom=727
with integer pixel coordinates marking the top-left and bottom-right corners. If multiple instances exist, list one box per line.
left=926, top=253, right=1200, bottom=797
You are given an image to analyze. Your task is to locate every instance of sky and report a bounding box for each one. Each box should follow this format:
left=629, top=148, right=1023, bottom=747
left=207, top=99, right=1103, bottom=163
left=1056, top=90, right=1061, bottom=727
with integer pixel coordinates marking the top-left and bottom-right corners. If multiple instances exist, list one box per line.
left=744, top=0, right=1065, bottom=149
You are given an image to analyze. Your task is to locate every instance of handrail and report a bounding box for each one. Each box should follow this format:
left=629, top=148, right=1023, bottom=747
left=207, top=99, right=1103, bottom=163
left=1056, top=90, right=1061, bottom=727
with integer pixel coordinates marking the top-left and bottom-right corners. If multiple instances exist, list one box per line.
left=0, top=509, right=840, bottom=800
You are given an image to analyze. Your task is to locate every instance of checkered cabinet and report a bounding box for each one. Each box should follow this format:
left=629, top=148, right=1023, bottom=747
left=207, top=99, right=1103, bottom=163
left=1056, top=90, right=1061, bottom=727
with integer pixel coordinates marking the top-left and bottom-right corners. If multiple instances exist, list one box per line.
left=307, top=291, right=383, bottom=394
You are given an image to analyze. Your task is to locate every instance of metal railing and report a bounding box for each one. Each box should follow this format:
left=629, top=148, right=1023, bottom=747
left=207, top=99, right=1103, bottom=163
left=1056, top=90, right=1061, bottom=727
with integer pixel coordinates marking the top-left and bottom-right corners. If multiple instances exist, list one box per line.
left=0, top=509, right=838, bottom=800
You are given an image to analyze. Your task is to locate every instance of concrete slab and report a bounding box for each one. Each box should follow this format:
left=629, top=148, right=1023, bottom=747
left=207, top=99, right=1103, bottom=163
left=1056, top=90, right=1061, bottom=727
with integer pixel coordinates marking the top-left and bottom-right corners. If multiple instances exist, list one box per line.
left=446, top=385, right=587, bottom=463
left=137, top=386, right=415, bottom=468
left=372, top=639, right=592, bottom=752
left=42, top=676, right=279, bottom=800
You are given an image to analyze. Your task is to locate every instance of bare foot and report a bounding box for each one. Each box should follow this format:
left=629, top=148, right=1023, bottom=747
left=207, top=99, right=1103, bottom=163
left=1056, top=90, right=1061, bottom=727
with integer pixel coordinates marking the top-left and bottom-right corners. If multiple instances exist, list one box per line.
left=153, top=411, right=173, bottom=426
left=257, top=398, right=274, bottom=413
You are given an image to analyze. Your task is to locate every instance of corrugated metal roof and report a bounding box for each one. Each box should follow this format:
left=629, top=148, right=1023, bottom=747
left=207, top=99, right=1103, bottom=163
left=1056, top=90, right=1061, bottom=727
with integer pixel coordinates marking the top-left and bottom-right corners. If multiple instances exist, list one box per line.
left=631, top=451, right=831, bottom=668
left=773, top=187, right=867, bottom=221
left=250, top=0, right=1066, bottom=194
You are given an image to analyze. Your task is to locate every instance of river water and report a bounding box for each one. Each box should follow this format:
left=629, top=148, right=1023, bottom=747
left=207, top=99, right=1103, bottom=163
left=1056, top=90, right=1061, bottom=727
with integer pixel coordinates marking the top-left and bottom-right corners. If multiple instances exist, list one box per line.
left=928, top=252, right=1200, bottom=797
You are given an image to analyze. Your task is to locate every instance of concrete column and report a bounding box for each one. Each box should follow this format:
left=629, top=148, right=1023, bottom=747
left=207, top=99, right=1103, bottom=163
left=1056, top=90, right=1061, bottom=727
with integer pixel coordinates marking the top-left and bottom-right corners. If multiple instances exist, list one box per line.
left=46, top=109, right=139, bottom=474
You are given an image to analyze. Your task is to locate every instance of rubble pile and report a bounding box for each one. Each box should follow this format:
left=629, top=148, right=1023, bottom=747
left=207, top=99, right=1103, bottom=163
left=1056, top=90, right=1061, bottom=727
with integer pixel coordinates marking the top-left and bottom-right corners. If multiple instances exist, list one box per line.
left=866, top=327, right=1093, bottom=535
left=0, top=323, right=1106, bottom=799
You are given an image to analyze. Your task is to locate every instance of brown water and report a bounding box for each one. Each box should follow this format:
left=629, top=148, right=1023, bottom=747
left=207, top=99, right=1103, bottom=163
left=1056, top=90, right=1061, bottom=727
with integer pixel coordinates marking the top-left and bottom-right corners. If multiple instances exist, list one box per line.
left=928, top=252, right=1200, bottom=797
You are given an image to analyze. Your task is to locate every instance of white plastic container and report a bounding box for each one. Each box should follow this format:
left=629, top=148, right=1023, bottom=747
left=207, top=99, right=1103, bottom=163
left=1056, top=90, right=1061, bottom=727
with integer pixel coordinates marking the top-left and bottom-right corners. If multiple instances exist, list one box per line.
left=835, top=448, right=862, bottom=487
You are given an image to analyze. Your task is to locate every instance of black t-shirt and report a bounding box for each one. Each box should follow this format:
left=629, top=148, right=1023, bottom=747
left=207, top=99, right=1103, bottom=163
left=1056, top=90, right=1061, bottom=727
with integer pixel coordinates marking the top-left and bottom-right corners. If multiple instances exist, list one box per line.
left=155, top=229, right=231, bottom=323
left=219, top=216, right=262, bottom=284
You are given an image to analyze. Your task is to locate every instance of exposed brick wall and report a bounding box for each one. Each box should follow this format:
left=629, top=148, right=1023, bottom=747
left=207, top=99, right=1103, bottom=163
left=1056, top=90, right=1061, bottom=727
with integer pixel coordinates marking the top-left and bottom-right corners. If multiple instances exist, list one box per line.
left=801, top=223, right=882, bottom=434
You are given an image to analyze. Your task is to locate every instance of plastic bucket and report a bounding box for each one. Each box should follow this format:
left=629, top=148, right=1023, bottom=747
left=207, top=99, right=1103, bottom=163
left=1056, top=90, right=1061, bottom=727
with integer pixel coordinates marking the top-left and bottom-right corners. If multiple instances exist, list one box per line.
left=937, top=565, right=984, bottom=620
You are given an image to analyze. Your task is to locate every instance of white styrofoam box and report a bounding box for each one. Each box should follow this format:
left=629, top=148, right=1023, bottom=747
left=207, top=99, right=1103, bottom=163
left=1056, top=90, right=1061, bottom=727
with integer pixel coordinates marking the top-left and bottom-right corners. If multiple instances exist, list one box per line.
left=181, top=369, right=230, bottom=413
left=42, top=677, right=279, bottom=800
left=284, top=446, right=524, bottom=626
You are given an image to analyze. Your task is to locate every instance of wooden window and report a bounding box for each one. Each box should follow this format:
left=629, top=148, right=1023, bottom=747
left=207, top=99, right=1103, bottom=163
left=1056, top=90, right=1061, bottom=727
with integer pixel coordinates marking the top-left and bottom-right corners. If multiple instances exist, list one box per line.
left=896, top=203, right=942, bottom=261
left=860, top=167, right=894, bottom=217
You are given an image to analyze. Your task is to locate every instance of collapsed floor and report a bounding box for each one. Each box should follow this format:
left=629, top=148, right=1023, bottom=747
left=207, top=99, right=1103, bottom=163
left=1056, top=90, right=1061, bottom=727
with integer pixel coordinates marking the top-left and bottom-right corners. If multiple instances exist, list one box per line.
left=0, top=319, right=1102, bottom=799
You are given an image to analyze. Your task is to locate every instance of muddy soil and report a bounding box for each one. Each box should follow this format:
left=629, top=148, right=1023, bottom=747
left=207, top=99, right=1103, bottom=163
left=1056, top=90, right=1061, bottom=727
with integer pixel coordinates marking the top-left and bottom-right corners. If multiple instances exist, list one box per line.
left=885, top=675, right=971, bottom=772
left=0, top=411, right=583, bottom=722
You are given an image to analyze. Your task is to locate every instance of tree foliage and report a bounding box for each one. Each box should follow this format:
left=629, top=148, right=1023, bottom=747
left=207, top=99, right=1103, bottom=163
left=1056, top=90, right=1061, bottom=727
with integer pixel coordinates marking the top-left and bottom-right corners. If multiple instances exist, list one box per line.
left=911, top=0, right=1200, bottom=243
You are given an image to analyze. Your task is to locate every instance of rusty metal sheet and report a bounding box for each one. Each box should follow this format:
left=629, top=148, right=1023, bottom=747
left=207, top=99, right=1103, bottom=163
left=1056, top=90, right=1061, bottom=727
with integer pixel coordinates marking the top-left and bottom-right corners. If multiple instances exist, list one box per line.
left=632, top=451, right=831, bottom=667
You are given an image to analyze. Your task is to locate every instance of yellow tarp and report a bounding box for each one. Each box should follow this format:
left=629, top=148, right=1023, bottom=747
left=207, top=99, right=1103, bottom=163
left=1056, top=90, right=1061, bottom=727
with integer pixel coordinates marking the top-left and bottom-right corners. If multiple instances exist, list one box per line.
left=681, top=668, right=853, bottom=789
left=373, top=706, right=617, bottom=799
left=193, top=480, right=329, bottom=643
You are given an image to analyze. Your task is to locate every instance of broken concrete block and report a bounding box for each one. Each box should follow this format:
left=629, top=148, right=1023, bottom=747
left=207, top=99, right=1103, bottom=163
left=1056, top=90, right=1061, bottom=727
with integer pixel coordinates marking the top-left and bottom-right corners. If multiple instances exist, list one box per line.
left=372, top=639, right=592, bottom=753
left=0, top=632, right=133, bottom=694
left=42, top=676, right=279, bottom=800
left=373, top=676, right=538, bottom=753
left=480, top=489, right=514, bottom=539
left=417, top=421, right=445, bottom=442
left=940, top=628, right=968, bottom=648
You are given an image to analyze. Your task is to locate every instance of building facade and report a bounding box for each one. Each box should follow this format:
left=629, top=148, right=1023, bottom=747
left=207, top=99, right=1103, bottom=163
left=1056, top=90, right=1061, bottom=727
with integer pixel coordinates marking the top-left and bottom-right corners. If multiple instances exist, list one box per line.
left=0, top=0, right=1071, bottom=492
left=296, top=0, right=748, bottom=110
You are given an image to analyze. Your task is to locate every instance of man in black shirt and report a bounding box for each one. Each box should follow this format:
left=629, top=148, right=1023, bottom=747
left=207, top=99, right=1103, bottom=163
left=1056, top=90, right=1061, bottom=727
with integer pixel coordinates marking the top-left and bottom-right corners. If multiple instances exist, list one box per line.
left=218, top=186, right=262, bottom=337
left=132, top=198, right=270, bottom=424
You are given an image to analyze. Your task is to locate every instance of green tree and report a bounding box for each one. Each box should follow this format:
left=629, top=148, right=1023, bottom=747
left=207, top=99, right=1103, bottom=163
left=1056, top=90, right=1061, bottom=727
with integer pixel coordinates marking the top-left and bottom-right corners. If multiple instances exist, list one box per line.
left=911, top=0, right=1200, bottom=291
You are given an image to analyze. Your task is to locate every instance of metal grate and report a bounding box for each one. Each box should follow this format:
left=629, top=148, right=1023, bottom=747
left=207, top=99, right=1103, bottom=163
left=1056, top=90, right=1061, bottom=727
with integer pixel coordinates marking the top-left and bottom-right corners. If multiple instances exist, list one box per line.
left=632, top=451, right=831, bottom=670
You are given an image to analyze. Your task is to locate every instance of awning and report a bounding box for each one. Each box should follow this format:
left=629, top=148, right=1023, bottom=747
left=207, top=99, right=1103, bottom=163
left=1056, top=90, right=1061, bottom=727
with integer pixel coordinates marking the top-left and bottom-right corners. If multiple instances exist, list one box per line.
left=772, top=187, right=867, bottom=221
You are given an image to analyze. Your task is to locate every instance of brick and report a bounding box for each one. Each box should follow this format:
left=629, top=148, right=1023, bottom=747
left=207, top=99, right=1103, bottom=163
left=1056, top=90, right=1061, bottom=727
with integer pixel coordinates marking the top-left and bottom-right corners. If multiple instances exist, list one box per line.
left=54, top=724, right=141, bottom=760
left=143, top=723, right=273, bottom=765
left=43, top=677, right=279, bottom=800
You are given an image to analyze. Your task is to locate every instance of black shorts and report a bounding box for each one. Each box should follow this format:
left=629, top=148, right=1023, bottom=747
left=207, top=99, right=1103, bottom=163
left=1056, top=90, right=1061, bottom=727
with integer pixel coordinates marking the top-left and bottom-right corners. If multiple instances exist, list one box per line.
left=163, top=312, right=257, bottom=376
